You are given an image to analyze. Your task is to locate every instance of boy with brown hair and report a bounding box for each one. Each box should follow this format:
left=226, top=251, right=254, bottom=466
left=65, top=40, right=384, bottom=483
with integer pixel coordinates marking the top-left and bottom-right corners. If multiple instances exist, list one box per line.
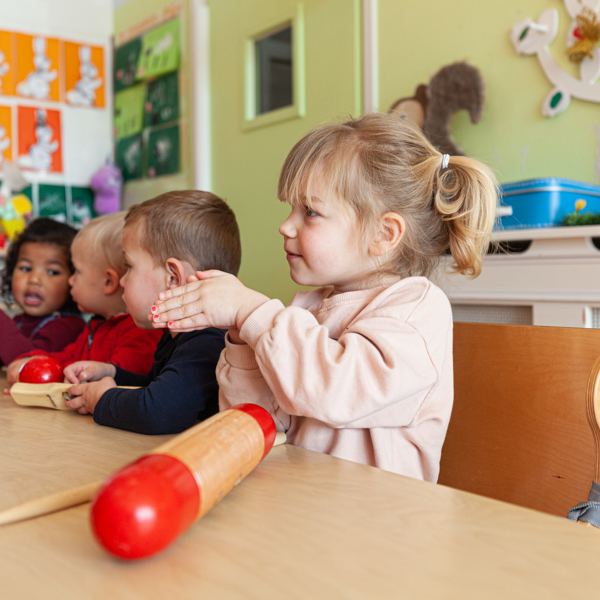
left=64, top=191, right=241, bottom=435
left=7, top=213, right=162, bottom=384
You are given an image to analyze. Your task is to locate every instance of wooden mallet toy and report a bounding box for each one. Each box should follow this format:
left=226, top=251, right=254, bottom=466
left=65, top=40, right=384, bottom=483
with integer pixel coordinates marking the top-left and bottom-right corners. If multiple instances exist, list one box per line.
left=91, top=403, right=277, bottom=560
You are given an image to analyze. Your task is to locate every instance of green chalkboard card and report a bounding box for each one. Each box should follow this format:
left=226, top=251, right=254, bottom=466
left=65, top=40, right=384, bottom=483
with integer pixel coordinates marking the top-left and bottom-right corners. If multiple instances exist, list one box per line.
left=144, top=71, right=179, bottom=127
left=116, top=133, right=143, bottom=181
left=114, top=84, right=145, bottom=139
left=136, top=18, right=180, bottom=80
left=38, top=185, right=68, bottom=222
left=114, top=38, right=142, bottom=92
left=146, top=124, right=179, bottom=178
left=71, top=187, right=95, bottom=224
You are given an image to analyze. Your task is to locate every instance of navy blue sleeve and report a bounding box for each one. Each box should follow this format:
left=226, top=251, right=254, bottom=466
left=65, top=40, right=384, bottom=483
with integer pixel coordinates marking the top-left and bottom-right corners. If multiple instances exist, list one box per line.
left=93, top=329, right=225, bottom=434
left=112, top=365, right=151, bottom=387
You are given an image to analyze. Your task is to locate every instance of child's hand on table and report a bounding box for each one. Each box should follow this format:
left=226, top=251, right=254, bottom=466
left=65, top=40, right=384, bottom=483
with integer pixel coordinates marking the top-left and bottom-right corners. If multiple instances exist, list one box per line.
left=150, top=270, right=269, bottom=334
left=63, top=361, right=116, bottom=384
left=65, top=377, right=117, bottom=414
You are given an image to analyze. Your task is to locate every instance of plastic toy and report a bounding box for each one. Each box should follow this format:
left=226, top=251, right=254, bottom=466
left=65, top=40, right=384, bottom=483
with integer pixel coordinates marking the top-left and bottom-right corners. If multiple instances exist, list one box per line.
left=90, top=159, right=122, bottom=215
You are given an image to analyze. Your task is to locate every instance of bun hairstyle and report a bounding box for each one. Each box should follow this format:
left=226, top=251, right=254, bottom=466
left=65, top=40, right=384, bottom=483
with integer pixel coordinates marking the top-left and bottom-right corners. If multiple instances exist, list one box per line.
left=278, top=113, right=498, bottom=278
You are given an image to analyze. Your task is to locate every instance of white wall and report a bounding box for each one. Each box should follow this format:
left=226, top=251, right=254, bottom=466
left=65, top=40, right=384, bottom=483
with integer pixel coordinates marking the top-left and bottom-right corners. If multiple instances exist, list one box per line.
left=0, top=0, right=113, bottom=187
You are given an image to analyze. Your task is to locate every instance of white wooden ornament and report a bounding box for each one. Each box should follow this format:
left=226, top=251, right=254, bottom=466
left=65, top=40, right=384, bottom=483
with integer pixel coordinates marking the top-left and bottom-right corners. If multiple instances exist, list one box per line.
left=512, top=2, right=600, bottom=117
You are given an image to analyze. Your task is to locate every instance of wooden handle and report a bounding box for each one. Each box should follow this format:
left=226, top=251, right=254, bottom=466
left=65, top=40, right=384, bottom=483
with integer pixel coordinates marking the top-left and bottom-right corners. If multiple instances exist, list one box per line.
left=10, top=383, right=140, bottom=410
left=0, top=431, right=286, bottom=526
left=0, top=481, right=102, bottom=526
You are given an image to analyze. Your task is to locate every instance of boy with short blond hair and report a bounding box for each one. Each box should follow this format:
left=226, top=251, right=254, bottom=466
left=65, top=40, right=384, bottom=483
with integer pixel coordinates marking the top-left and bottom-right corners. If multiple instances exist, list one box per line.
left=7, top=213, right=162, bottom=383
left=64, top=191, right=241, bottom=435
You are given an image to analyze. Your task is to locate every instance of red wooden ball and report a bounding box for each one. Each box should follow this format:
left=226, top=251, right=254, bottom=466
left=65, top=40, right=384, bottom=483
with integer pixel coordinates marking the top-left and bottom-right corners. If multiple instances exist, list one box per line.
left=18, top=356, right=64, bottom=384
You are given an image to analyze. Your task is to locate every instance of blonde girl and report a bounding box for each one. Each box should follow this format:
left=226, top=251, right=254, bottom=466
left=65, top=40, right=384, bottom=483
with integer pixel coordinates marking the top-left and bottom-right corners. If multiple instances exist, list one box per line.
left=150, top=113, right=497, bottom=482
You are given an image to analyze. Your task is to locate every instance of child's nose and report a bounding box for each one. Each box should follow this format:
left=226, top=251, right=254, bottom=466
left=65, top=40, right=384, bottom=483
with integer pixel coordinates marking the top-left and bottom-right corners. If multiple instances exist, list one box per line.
left=279, top=215, right=296, bottom=238
left=68, top=274, right=75, bottom=286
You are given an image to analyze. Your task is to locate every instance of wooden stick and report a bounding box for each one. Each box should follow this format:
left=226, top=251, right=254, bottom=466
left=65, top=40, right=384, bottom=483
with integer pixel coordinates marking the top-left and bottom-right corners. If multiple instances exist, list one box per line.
left=0, top=431, right=287, bottom=526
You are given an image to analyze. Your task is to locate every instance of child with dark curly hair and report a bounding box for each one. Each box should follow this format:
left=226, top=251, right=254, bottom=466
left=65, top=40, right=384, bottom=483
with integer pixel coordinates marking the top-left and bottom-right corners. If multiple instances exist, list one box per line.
left=0, top=218, right=85, bottom=365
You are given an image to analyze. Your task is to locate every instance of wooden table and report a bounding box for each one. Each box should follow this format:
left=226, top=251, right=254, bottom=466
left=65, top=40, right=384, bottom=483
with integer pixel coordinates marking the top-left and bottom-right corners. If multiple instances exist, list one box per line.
left=1, top=375, right=600, bottom=599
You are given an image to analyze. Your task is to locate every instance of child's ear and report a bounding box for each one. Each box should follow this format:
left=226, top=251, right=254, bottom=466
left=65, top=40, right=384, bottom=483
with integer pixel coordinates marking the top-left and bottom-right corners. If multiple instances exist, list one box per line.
left=370, top=212, right=405, bottom=257
left=165, top=258, right=187, bottom=288
left=103, top=268, right=121, bottom=295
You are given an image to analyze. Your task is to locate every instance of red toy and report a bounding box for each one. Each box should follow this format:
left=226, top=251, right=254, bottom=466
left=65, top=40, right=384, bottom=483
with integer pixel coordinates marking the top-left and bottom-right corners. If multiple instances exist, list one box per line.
left=18, top=356, right=64, bottom=384
left=91, top=403, right=276, bottom=560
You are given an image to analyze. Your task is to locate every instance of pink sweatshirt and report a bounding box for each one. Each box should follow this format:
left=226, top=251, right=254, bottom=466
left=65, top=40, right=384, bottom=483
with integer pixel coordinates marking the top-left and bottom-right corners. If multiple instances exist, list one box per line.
left=217, top=277, right=453, bottom=482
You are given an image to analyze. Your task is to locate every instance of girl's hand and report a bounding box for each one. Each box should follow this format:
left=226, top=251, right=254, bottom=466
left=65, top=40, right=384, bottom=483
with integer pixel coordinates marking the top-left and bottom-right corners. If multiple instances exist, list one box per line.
left=65, top=377, right=116, bottom=414
left=151, top=270, right=270, bottom=332
left=63, top=361, right=116, bottom=385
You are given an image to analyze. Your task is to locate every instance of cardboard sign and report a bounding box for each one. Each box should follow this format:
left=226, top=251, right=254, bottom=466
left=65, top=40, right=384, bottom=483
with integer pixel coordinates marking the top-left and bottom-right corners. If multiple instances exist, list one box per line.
left=114, top=37, right=141, bottom=92
left=136, top=18, right=180, bottom=80
left=147, top=124, right=179, bottom=178
left=64, top=41, right=105, bottom=108
left=15, top=34, right=60, bottom=102
left=17, top=106, right=62, bottom=173
left=0, top=105, right=12, bottom=165
left=114, top=84, right=145, bottom=139
left=116, top=133, right=143, bottom=181
left=0, top=30, right=14, bottom=95
left=144, top=71, right=179, bottom=127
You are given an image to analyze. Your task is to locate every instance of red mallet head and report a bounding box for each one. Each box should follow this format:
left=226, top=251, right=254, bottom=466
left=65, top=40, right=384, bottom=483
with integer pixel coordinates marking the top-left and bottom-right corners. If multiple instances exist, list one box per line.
left=18, top=356, right=64, bottom=384
left=91, top=454, right=200, bottom=560
left=91, top=404, right=276, bottom=560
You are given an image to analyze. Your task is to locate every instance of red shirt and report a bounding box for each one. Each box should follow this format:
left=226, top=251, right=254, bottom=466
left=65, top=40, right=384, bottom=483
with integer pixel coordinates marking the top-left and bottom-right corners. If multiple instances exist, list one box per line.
left=18, top=313, right=163, bottom=375
left=0, top=311, right=86, bottom=366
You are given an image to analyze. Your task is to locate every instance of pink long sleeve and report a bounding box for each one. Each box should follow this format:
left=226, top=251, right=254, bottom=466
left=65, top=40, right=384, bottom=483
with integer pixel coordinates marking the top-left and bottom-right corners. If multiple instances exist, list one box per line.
left=217, top=277, right=453, bottom=481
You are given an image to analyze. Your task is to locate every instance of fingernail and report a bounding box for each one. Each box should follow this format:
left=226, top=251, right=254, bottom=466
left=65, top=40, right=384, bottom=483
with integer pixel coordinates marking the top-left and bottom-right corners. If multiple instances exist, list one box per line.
left=159, top=293, right=165, bottom=300
left=150, top=306, right=157, bottom=313
left=153, top=314, right=159, bottom=321
left=168, top=321, right=173, bottom=327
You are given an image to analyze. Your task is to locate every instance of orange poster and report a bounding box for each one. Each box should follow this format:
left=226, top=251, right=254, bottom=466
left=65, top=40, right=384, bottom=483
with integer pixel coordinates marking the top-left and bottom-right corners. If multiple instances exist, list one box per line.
left=0, top=105, right=12, bottom=164
left=0, top=31, right=14, bottom=96
left=17, top=106, right=62, bottom=173
left=15, top=33, right=60, bottom=102
left=64, top=41, right=105, bottom=108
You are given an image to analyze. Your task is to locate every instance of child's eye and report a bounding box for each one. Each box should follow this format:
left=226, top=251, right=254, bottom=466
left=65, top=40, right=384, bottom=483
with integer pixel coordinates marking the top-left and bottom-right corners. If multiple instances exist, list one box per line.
left=306, top=207, right=319, bottom=217
left=48, top=269, right=62, bottom=276
left=124, top=263, right=132, bottom=270
left=18, top=265, right=31, bottom=273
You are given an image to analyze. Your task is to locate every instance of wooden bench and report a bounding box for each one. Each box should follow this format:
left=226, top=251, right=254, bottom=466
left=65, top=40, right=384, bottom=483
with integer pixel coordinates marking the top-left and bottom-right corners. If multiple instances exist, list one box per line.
left=438, top=322, right=600, bottom=517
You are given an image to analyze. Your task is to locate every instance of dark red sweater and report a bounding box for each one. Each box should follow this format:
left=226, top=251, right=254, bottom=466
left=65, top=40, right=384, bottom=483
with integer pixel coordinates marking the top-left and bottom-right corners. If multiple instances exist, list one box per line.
left=18, top=313, right=163, bottom=374
left=0, top=310, right=86, bottom=366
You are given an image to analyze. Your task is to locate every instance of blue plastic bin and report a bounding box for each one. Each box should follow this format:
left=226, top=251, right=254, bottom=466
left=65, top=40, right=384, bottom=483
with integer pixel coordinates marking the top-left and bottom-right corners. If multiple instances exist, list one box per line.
left=497, top=178, right=600, bottom=230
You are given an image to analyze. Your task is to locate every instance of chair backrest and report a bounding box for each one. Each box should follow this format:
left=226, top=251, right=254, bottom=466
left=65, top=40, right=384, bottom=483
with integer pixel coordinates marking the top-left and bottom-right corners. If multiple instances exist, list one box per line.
left=438, top=322, right=600, bottom=517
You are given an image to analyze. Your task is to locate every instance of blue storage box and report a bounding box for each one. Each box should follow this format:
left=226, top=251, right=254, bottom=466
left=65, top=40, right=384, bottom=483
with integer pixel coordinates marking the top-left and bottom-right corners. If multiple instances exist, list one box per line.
left=497, top=178, right=600, bottom=231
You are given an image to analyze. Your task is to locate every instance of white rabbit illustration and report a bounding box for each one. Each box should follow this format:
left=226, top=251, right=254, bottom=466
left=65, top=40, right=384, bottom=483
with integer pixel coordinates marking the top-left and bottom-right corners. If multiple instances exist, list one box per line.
left=18, top=109, right=58, bottom=172
left=17, top=37, right=57, bottom=100
left=67, top=45, right=102, bottom=107
left=0, top=50, right=9, bottom=94
left=0, top=124, right=10, bottom=166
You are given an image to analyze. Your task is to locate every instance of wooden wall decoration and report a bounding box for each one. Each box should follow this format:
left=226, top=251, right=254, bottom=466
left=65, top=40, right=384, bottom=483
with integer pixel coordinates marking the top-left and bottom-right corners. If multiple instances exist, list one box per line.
left=389, top=61, right=485, bottom=156
left=511, top=1, right=600, bottom=117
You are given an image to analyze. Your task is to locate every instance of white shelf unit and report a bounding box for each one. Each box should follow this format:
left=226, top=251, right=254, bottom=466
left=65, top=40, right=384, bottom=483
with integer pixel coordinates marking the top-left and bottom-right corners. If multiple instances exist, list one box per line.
left=433, top=225, right=600, bottom=328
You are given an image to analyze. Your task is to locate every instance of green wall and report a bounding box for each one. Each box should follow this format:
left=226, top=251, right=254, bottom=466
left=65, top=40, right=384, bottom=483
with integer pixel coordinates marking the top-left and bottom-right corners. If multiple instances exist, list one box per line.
left=378, top=0, right=600, bottom=184
left=209, top=0, right=362, bottom=303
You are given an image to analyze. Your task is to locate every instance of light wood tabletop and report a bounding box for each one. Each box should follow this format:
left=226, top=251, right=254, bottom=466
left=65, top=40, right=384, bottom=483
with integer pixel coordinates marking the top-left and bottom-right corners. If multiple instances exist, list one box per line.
left=1, top=374, right=600, bottom=599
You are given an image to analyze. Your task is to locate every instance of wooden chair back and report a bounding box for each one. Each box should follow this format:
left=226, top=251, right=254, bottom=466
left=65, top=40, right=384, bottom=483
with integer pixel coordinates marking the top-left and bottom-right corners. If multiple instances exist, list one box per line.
left=438, top=322, right=600, bottom=517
